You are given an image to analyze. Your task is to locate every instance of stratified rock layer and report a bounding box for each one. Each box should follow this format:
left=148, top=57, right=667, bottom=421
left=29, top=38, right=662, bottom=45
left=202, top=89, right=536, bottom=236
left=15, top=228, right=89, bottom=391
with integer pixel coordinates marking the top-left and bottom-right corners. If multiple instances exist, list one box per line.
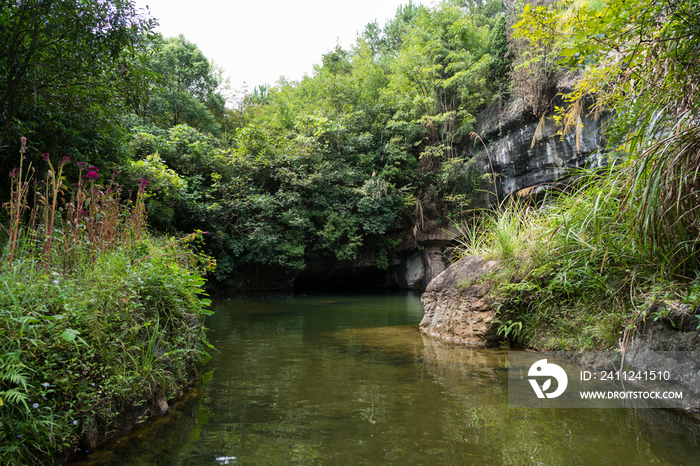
left=470, top=93, right=609, bottom=207
left=419, top=256, right=500, bottom=346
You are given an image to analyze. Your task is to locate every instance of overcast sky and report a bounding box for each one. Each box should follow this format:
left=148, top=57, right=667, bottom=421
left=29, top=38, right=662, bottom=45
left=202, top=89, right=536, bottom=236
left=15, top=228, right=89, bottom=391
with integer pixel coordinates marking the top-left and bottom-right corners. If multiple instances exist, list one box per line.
left=132, top=0, right=427, bottom=96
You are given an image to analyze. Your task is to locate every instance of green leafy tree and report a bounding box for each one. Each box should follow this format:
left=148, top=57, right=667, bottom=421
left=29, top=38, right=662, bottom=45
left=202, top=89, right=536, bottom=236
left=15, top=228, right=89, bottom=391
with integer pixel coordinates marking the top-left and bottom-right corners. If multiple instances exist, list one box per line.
left=0, top=0, right=155, bottom=161
left=360, top=0, right=424, bottom=62
left=384, top=3, right=492, bottom=155
left=485, top=14, right=511, bottom=95
left=125, top=0, right=502, bottom=287
left=141, top=35, right=225, bottom=135
left=510, top=0, right=562, bottom=117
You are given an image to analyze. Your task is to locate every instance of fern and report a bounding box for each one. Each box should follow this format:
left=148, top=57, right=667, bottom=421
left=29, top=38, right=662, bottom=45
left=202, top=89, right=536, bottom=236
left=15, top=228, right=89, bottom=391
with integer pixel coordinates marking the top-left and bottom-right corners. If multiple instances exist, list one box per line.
left=0, top=350, right=32, bottom=410
left=1, top=388, right=29, bottom=407
left=86, top=309, right=106, bottom=343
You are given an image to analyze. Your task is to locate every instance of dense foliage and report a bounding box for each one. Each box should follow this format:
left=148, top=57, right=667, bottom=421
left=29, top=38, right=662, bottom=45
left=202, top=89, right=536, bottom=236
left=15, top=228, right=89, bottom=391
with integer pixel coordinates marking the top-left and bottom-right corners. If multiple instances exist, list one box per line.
left=0, top=0, right=511, bottom=288
left=0, top=0, right=518, bottom=291
left=0, top=0, right=156, bottom=170
left=3, top=0, right=700, bottom=460
left=452, top=0, right=700, bottom=350
left=0, top=2, right=507, bottom=458
left=0, top=140, right=214, bottom=464
left=136, top=34, right=226, bottom=135
left=121, top=0, right=506, bottom=286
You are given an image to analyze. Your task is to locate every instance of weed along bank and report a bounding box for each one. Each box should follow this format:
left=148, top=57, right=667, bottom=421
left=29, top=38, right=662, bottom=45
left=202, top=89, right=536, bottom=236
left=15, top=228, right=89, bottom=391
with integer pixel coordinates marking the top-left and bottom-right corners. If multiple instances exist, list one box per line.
left=1, top=139, right=215, bottom=464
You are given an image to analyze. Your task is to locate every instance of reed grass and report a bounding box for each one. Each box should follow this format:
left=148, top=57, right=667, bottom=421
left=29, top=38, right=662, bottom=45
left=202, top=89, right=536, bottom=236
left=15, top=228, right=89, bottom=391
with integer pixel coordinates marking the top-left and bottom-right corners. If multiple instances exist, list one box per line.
left=450, top=154, right=692, bottom=350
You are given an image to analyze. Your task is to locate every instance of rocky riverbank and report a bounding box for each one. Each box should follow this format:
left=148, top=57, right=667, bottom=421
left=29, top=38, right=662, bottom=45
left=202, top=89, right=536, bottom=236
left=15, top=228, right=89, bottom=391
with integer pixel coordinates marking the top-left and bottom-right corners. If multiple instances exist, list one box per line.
left=419, top=255, right=700, bottom=413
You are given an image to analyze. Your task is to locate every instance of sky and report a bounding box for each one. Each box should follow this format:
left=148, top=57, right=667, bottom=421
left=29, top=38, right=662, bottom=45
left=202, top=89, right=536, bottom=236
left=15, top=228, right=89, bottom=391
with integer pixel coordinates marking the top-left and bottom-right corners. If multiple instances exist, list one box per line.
left=132, top=0, right=427, bottom=96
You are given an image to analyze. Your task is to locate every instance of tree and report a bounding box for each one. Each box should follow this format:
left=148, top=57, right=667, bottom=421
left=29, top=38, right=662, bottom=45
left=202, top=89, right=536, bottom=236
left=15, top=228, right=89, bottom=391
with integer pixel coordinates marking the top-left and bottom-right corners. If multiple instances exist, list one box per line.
left=141, top=35, right=225, bottom=135
left=485, top=14, right=511, bottom=95
left=0, top=0, right=155, bottom=153
left=385, top=3, right=492, bottom=156
left=510, top=0, right=562, bottom=118
left=360, top=0, right=424, bottom=62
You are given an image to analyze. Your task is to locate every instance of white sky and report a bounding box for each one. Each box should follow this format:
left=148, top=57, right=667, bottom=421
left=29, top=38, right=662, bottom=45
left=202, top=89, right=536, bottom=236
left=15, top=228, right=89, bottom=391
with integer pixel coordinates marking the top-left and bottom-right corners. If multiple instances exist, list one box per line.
left=133, top=0, right=427, bottom=97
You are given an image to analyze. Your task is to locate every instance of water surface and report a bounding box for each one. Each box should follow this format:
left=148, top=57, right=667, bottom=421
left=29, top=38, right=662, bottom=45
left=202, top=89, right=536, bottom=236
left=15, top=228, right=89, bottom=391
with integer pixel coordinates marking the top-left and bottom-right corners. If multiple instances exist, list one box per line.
left=71, top=291, right=700, bottom=465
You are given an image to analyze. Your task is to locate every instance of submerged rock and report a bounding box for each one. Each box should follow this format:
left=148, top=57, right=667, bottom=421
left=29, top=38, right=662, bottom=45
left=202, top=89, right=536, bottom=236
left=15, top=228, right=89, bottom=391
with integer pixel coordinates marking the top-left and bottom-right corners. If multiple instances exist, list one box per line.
left=419, top=256, right=500, bottom=346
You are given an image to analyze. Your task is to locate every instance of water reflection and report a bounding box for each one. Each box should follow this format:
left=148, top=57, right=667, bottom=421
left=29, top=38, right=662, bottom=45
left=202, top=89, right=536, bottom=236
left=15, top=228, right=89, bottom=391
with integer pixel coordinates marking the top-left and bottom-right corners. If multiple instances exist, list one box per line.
left=68, top=292, right=700, bottom=465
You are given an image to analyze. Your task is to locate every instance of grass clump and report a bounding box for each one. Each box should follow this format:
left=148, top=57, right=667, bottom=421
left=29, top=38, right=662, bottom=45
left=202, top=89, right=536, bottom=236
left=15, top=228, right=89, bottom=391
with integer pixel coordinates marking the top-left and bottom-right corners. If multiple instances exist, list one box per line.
left=0, top=139, right=215, bottom=465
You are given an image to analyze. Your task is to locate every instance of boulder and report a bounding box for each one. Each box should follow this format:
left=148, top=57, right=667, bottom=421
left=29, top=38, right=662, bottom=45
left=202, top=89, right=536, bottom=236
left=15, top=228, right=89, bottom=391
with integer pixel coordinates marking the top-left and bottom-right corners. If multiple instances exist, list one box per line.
left=626, top=302, right=700, bottom=413
left=419, top=256, right=501, bottom=346
left=631, top=302, right=700, bottom=351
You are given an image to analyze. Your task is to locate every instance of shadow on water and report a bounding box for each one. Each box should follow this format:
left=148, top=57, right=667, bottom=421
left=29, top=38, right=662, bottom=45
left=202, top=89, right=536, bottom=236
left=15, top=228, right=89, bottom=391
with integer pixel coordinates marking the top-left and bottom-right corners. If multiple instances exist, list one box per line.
left=67, top=291, right=700, bottom=465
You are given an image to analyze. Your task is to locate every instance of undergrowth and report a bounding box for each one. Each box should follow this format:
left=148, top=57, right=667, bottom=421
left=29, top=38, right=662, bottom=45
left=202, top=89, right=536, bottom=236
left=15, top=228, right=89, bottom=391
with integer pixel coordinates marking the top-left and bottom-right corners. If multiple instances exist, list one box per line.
left=451, top=156, right=698, bottom=351
left=0, top=139, right=216, bottom=465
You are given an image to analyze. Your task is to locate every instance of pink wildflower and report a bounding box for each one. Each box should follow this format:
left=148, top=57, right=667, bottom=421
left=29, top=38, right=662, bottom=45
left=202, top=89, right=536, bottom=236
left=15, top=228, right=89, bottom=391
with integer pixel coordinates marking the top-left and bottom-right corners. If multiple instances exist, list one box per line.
left=86, top=171, right=99, bottom=180
left=41, top=153, right=50, bottom=161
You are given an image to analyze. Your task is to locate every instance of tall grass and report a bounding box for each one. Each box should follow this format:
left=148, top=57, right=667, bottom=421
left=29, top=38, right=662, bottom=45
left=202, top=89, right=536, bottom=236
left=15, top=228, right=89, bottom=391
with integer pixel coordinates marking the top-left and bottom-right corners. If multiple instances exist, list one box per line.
left=0, top=139, right=215, bottom=465
left=557, top=0, right=700, bottom=276
left=450, top=155, right=690, bottom=350
left=450, top=199, right=545, bottom=267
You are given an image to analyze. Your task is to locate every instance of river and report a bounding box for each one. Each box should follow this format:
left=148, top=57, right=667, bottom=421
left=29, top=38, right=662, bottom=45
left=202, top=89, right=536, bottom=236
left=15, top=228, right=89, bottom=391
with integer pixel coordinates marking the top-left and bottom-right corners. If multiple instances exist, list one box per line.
left=68, top=291, right=700, bottom=465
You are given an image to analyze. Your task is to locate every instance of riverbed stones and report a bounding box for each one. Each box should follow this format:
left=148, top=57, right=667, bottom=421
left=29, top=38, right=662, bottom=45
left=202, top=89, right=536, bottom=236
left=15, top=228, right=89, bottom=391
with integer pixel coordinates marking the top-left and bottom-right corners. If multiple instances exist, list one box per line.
left=419, top=256, right=500, bottom=346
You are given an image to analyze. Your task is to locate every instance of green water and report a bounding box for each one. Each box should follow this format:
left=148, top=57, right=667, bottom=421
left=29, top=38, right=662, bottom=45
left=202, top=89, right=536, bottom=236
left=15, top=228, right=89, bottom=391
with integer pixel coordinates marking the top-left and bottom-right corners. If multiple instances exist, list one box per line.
left=71, top=291, right=700, bottom=465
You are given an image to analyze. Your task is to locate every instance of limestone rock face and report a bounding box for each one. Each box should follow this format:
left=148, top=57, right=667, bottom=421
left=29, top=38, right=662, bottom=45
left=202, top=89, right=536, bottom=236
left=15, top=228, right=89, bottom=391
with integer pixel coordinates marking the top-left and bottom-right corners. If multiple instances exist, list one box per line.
left=470, top=95, right=609, bottom=207
left=419, top=256, right=501, bottom=346
left=631, top=302, right=700, bottom=351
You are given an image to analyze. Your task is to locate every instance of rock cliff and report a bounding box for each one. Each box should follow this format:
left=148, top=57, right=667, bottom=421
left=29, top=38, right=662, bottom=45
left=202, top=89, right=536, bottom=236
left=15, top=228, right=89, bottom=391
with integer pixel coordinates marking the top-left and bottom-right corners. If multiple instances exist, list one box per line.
left=469, top=94, right=609, bottom=206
